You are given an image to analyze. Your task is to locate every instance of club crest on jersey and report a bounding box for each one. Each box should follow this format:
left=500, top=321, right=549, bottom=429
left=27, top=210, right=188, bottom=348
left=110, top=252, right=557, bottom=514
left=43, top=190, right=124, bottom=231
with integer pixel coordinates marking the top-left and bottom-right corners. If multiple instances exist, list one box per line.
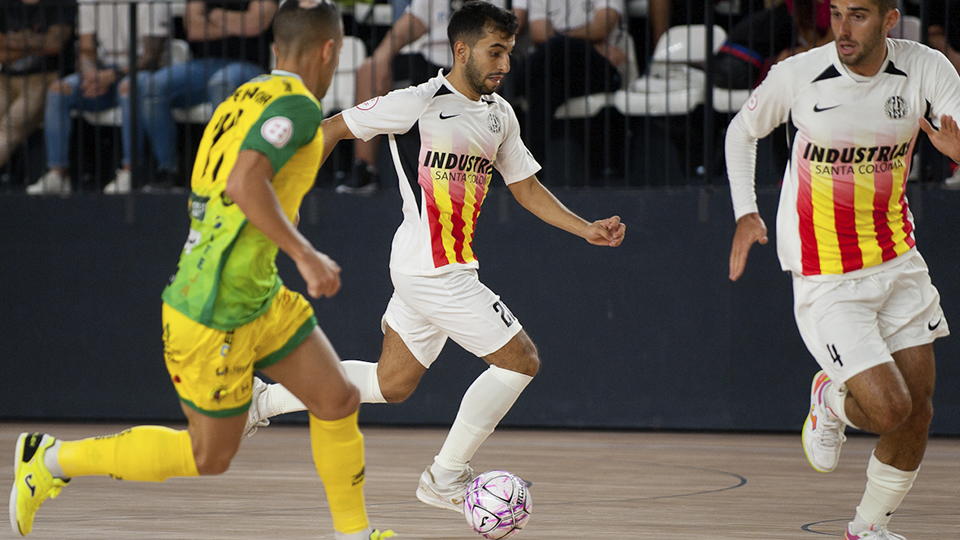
left=885, top=96, right=907, bottom=119
left=261, top=117, right=293, bottom=149
left=487, top=113, right=502, bottom=134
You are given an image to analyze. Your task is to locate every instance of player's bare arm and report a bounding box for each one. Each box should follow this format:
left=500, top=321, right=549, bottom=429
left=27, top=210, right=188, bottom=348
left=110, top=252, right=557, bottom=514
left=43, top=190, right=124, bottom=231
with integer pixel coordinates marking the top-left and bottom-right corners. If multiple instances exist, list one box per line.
left=919, top=114, right=960, bottom=163
left=319, top=113, right=357, bottom=165
left=224, top=149, right=341, bottom=298
left=507, top=175, right=626, bottom=247
left=728, top=212, right=768, bottom=282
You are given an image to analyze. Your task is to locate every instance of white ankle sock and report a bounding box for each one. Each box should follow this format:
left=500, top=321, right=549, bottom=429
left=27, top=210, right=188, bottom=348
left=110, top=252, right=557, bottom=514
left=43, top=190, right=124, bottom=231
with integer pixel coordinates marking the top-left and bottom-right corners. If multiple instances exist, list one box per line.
left=260, top=382, right=306, bottom=418
left=434, top=365, right=533, bottom=471
left=43, top=440, right=66, bottom=479
left=848, top=451, right=919, bottom=533
left=823, top=379, right=859, bottom=429
left=257, top=361, right=387, bottom=419
left=341, top=360, right=387, bottom=404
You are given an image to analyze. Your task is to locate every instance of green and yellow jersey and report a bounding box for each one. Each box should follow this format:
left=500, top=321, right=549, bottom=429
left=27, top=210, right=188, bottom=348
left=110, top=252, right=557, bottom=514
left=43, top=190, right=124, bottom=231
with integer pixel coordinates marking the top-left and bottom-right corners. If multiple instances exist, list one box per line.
left=162, top=70, right=324, bottom=331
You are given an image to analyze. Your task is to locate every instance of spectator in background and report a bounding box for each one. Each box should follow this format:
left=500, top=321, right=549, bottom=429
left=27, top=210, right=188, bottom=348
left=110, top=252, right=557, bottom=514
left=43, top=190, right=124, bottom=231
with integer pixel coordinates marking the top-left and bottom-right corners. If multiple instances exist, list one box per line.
left=108, top=0, right=278, bottom=193
left=337, top=0, right=512, bottom=194
left=714, top=0, right=833, bottom=90
left=26, top=0, right=169, bottom=196
left=924, top=0, right=960, bottom=187
left=522, top=0, right=627, bottom=162
left=0, top=0, right=74, bottom=173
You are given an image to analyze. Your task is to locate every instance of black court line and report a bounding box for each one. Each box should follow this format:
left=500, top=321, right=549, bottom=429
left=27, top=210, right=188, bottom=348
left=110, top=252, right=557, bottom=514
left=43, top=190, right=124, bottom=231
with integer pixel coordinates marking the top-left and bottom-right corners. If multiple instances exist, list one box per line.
left=532, top=462, right=747, bottom=508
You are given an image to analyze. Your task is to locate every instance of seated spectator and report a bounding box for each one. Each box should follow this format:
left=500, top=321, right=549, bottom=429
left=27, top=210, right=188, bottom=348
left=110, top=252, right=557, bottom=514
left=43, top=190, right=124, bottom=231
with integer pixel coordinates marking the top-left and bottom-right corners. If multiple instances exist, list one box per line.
left=26, top=0, right=169, bottom=196
left=337, top=0, right=512, bottom=194
left=926, top=0, right=960, bottom=187
left=0, top=0, right=74, bottom=173
left=113, top=0, right=277, bottom=193
left=714, top=0, right=832, bottom=90
left=522, top=0, right=627, bottom=162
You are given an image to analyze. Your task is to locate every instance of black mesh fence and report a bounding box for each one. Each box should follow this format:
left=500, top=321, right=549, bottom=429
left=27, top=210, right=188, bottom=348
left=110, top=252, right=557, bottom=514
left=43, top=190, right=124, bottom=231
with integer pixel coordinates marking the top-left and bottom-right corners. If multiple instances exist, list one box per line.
left=0, top=0, right=955, bottom=193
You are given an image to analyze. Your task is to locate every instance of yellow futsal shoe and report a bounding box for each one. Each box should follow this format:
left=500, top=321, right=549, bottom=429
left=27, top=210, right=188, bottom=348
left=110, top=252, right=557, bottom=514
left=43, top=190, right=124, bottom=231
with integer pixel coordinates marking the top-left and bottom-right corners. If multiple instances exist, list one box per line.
left=9, top=433, right=68, bottom=536
left=335, top=528, right=396, bottom=540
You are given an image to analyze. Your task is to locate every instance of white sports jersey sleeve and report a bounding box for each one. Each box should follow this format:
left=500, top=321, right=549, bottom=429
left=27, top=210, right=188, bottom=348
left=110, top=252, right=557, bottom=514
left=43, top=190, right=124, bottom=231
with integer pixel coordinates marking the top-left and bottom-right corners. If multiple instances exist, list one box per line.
left=494, top=101, right=541, bottom=184
left=725, top=59, right=797, bottom=221
left=341, top=86, right=432, bottom=142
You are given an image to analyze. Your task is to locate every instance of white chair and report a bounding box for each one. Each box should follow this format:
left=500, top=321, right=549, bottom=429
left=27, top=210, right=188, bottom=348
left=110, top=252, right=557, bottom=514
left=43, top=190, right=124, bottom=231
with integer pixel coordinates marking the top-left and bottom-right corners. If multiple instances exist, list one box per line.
left=320, top=35, right=368, bottom=115
left=554, top=33, right=641, bottom=119
left=614, top=24, right=726, bottom=117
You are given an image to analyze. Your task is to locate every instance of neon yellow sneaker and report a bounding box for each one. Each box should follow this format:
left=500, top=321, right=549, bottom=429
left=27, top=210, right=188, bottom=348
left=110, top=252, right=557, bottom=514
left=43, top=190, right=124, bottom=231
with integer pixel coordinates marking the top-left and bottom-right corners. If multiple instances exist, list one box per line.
left=370, top=530, right=396, bottom=539
left=9, top=433, right=68, bottom=536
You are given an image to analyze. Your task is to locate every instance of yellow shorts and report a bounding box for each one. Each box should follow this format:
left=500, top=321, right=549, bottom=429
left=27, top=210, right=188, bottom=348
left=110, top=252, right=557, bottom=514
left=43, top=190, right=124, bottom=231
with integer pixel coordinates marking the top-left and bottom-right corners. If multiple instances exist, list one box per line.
left=162, top=286, right=317, bottom=417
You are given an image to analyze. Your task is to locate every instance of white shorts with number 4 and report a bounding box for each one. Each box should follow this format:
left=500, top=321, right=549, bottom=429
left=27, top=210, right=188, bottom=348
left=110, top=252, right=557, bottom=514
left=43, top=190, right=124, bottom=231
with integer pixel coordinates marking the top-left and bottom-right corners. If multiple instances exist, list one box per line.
left=793, top=252, right=949, bottom=385
left=383, top=268, right=523, bottom=368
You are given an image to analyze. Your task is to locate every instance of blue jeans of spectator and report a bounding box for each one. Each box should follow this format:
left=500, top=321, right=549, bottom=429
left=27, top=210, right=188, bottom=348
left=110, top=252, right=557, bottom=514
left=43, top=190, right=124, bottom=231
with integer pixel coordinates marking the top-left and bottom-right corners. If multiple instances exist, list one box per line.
left=44, top=71, right=133, bottom=169
left=137, top=59, right=263, bottom=172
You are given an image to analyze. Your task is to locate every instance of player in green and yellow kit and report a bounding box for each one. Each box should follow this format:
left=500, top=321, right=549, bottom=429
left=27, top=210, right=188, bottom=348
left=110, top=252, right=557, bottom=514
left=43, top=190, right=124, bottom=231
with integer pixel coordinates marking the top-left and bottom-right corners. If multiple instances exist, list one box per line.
left=9, top=2, right=394, bottom=539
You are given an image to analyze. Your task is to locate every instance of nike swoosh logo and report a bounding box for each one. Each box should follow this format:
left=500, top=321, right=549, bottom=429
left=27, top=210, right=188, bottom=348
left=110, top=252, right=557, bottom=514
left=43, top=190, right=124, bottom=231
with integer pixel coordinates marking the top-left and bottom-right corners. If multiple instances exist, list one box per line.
left=928, top=317, right=943, bottom=331
left=439, top=112, right=460, bottom=120
left=24, top=474, right=36, bottom=497
left=813, top=104, right=841, bottom=113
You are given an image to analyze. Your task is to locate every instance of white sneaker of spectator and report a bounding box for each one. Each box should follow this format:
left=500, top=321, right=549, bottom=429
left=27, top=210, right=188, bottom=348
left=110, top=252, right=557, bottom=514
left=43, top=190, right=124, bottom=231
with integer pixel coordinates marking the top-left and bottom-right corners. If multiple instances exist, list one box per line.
left=25, top=170, right=71, bottom=196
left=104, top=169, right=132, bottom=194
left=944, top=166, right=960, bottom=190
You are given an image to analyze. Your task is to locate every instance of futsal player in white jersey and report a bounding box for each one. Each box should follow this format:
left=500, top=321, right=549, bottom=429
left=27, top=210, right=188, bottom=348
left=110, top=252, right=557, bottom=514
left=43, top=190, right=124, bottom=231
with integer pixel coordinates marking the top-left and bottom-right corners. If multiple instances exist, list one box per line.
left=726, top=0, right=959, bottom=538
left=245, top=0, right=626, bottom=513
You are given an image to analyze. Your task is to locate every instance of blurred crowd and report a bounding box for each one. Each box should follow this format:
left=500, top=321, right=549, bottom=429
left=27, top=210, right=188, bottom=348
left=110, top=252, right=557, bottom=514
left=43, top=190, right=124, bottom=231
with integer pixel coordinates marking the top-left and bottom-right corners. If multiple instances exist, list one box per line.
left=2, top=0, right=959, bottom=193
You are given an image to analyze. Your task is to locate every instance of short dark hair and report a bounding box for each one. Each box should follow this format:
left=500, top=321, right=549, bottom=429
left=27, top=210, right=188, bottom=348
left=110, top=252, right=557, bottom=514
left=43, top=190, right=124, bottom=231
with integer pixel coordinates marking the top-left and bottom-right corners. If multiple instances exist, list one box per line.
left=873, top=0, right=897, bottom=15
left=447, top=1, right=519, bottom=50
left=273, top=0, right=342, bottom=57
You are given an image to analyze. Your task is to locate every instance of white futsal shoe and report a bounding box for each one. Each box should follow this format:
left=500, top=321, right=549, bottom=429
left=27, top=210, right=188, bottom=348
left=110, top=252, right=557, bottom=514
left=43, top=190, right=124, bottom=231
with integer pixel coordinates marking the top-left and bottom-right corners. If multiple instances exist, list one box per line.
left=242, top=377, right=270, bottom=438
left=416, top=463, right=474, bottom=514
left=802, top=371, right=847, bottom=473
left=844, top=526, right=907, bottom=540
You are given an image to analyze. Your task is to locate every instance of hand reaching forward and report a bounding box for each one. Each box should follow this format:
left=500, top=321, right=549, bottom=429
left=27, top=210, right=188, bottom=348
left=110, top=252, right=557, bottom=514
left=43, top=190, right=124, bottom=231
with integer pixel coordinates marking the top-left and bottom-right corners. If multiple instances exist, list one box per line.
left=919, top=114, right=960, bottom=164
left=583, top=215, right=626, bottom=247
left=294, top=247, right=341, bottom=299
left=729, top=213, right=768, bottom=281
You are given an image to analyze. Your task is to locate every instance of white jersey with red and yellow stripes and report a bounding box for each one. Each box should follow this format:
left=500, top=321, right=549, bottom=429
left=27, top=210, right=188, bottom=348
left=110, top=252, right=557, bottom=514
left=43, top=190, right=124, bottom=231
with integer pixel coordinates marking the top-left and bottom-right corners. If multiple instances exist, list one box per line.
left=342, top=71, right=540, bottom=276
left=726, top=38, right=960, bottom=278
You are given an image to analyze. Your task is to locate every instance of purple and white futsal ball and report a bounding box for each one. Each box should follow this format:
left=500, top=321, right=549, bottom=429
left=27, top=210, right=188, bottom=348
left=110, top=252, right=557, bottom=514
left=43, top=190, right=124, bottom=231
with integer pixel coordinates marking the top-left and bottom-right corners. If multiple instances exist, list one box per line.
left=462, top=470, right=532, bottom=539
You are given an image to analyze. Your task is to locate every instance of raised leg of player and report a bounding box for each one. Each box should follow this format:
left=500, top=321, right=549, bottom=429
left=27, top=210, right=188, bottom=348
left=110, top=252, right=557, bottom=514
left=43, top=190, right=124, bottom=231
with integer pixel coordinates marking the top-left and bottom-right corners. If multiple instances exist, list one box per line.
left=841, top=344, right=934, bottom=536
left=260, top=327, right=373, bottom=538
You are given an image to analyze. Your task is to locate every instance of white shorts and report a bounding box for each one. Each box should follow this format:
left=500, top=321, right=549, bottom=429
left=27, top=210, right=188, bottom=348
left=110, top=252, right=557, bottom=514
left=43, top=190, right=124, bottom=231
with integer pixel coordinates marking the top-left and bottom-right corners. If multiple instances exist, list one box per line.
left=792, top=253, right=949, bottom=385
left=383, top=268, right=524, bottom=368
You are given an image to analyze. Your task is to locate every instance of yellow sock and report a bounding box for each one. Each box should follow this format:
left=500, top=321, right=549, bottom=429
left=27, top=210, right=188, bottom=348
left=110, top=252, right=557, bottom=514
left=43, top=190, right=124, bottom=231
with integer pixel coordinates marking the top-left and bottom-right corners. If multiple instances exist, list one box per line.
left=58, top=426, right=199, bottom=481
left=310, top=411, right=369, bottom=535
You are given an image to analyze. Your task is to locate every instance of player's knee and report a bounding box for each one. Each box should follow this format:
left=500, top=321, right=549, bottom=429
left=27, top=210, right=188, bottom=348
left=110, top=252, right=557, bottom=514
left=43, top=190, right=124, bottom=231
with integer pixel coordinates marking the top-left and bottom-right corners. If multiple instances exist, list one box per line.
left=910, top=396, right=934, bottom=429
left=315, top=384, right=361, bottom=420
left=192, top=449, right=234, bottom=475
left=379, top=377, right=417, bottom=403
left=872, top=393, right=913, bottom=434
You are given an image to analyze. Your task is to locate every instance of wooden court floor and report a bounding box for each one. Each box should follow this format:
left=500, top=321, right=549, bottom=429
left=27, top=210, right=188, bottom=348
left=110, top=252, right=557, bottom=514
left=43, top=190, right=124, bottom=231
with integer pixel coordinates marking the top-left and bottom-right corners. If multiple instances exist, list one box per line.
left=1, top=424, right=957, bottom=539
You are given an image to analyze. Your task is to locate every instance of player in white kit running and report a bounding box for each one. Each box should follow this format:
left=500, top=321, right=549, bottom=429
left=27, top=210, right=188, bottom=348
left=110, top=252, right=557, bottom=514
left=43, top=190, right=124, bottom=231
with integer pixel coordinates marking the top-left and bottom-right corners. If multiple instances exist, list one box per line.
left=244, top=0, right=626, bottom=514
left=726, top=0, right=958, bottom=538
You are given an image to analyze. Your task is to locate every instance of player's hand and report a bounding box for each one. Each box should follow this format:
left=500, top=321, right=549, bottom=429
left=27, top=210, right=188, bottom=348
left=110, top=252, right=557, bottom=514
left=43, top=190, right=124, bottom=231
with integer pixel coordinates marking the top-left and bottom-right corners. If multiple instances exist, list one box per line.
left=729, top=212, right=767, bottom=282
left=920, top=114, right=960, bottom=164
left=583, top=215, right=626, bottom=247
left=295, top=247, right=341, bottom=299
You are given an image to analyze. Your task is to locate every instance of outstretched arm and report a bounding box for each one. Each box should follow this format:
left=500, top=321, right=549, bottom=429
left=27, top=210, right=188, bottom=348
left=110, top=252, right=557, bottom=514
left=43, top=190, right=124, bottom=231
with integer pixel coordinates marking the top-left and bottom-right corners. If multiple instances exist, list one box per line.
left=507, top=176, right=625, bottom=246
left=919, top=114, right=960, bottom=163
left=319, top=113, right=357, bottom=166
left=224, top=150, right=341, bottom=298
